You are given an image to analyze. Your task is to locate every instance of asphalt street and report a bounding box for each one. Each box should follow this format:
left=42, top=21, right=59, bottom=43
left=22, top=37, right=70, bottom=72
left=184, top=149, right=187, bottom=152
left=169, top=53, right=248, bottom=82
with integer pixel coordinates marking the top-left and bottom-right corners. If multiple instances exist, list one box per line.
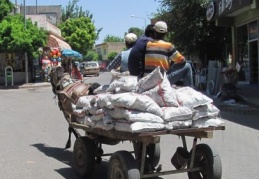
left=0, top=72, right=259, bottom=179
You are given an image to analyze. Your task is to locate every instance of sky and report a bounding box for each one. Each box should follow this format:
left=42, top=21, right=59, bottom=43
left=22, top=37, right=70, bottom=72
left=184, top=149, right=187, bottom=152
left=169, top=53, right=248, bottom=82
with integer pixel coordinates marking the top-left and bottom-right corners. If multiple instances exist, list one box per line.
left=12, top=0, right=160, bottom=44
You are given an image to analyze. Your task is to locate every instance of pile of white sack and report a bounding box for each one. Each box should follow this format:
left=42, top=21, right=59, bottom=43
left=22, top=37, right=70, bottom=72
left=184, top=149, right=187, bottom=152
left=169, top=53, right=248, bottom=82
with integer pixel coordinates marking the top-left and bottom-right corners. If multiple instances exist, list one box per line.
left=73, top=67, right=224, bottom=133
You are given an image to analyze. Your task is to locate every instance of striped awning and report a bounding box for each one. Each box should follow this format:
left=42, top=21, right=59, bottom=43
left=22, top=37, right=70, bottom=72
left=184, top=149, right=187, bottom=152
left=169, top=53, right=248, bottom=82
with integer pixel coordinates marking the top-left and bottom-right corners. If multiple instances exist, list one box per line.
left=47, top=35, right=71, bottom=50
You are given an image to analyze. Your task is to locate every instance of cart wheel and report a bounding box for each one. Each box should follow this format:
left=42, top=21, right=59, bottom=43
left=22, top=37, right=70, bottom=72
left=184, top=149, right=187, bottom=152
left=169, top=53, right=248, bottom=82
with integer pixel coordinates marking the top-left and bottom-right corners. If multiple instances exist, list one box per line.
left=188, top=144, right=222, bottom=179
left=108, top=150, right=140, bottom=179
left=73, top=137, right=96, bottom=177
left=146, top=143, right=161, bottom=168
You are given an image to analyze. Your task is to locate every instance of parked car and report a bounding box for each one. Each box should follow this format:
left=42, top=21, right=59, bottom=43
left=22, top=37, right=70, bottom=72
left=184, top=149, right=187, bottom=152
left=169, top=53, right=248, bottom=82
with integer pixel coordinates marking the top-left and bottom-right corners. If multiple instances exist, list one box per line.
left=83, top=61, right=100, bottom=77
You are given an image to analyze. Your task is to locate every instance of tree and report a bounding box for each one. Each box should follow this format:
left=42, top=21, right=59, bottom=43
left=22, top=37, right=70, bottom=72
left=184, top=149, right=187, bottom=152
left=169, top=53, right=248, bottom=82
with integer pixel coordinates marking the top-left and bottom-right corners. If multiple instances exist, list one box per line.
left=0, top=14, right=47, bottom=57
left=128, top=27, right=144, bottom=38
left=61, top=0, right=102, bottom=43
left=104, top=35, right=124, bottom=42
left=107, top=52, right=118, bottom=60
left=156, top=0, right=231, bottom=62
left=0, top=0, right=14, bottom=21
left=59, top=16, right=97, bottom=55
left=84, top=50, right=98, bottom=61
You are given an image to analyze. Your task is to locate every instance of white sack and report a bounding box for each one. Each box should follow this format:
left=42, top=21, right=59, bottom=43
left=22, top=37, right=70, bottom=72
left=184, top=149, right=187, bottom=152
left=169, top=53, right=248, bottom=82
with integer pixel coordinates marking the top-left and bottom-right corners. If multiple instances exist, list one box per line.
left=176, top=87, right=213, bottom=108
left=137, top=67, right=163, bottom=93
left=162, top=106, right=194, bottom=122
left=110, top=93, right=163, bottom=117
left=106, top=107, right=164, bottom=123
left=110, top=69, right=130, bottom=83
left=192, top=117, right=224, bottom=128
left=142, top=73, right=178, bottom=107
left=76, top=95, right=96, bottom=108
left=88, top=103, right=100, bottom=115
left=96, top=93, right=114, bottom=109
left=124, top=110, right=164, bottom=123
left=165, top=120, right=192, bottom=130
left=91, top=109, right=104, bottom=122
left=114, top=120, right=132, bottom=132
left=72, top=104, right=86, bottom=117
left=107, top=76, right=138, bottom=92
left=193, top=103, right=220, bottom=120
left=103, top=114, right=116, bottom=127
left=115, top=121, right=165, bottom=133
left=93, top=84, right=110, bottom=94
left=75, top=116, right=95, bottom=127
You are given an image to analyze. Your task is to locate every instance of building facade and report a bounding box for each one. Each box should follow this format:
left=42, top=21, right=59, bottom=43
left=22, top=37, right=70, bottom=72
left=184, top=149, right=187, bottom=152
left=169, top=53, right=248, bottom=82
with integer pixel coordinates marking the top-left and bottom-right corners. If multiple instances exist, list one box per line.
left=95, top=42, right=125, bottom=60
left=207, top=0, right=259, bottom=84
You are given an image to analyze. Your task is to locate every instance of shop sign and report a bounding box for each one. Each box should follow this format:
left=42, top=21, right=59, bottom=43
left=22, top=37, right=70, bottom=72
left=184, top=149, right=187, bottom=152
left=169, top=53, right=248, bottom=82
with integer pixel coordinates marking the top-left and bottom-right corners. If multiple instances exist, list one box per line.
left=207, top=0, right=252, bottom=21
left=206, top=2, right=216, bottom=21
left=248, top=21, right=258, bottom=40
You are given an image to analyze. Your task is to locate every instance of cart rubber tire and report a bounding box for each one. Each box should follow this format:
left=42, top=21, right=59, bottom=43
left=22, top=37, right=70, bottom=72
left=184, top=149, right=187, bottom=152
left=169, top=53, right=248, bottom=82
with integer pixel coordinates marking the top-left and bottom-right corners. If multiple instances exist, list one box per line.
left=73, top=137, right=96, bottom=177
left=146, top=143, right=161, bottom=168
left=108, top=150, right=140, bottom=179
left=187, top=143, right=222, bottom=179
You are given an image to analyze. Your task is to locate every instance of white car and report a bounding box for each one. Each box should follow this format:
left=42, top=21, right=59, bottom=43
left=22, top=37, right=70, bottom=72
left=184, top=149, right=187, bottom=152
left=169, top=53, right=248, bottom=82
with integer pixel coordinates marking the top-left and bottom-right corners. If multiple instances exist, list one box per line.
left=83, top=61, right=100, bottom=77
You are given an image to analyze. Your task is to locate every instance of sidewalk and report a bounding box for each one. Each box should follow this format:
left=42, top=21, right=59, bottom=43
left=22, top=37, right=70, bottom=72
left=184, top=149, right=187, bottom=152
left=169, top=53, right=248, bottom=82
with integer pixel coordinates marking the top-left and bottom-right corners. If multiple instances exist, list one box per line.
left=235, top=84, right=259, bottom=109
left=204, top=84, right=259, bottom=111
left=0, top=81, right=51, bottom=89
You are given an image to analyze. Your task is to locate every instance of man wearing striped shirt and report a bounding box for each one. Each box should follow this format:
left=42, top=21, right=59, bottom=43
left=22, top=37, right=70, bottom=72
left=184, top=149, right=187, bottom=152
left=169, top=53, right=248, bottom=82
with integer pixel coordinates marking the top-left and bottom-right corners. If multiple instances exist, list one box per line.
left=145, top=21, right=193, bottom=87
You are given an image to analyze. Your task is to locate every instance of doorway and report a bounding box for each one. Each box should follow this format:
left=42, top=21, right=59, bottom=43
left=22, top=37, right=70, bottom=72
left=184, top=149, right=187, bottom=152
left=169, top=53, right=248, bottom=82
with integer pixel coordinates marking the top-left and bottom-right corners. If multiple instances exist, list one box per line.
left=249, top=41, right=258, bottom=84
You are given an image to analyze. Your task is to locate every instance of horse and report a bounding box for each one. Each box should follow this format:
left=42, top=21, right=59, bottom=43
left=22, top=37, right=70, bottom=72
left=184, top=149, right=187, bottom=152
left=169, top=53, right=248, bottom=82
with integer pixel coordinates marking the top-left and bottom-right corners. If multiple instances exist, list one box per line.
left=49, top=66, right=100, bottom=148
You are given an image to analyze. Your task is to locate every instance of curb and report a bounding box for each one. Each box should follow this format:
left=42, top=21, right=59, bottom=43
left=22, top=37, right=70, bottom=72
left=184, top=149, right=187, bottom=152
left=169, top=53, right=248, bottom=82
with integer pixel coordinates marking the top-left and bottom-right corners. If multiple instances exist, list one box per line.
left=0, top=83, right=51, bottom=90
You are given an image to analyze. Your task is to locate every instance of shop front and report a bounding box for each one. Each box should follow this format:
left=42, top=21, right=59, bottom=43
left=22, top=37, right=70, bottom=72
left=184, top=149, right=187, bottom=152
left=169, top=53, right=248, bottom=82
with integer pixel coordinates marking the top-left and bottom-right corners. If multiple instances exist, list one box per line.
left=0, top=53, right=31, bottom=85
left=207, top=0, right=259, bottom=84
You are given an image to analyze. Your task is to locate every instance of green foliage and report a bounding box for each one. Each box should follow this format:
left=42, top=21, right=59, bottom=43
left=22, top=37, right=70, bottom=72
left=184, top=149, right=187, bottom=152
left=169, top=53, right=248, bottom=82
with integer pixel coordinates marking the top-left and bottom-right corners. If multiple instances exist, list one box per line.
left=0, top=0, right=14, bottom=21
left=107, top=52, right=118, bottom=60
left=0, top=14, right=47, bottom=57
left=61, top=0, right=93, bottom=22
left=61, top=0, right=102, bottom=42
left=59, top=16, right=97, bottom=55
left=156, top=0, right=230, bottom=61
left=84, top=50, right=98, bottom=61
left=128, top=27, right=144, bottom=38
left=104, top=35, right=124, bottom=42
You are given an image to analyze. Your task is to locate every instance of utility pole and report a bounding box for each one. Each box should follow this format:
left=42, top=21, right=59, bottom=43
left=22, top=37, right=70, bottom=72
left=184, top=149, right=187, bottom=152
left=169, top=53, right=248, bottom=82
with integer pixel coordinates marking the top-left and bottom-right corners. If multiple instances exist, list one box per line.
left=24, top=0, right=28, bottom=83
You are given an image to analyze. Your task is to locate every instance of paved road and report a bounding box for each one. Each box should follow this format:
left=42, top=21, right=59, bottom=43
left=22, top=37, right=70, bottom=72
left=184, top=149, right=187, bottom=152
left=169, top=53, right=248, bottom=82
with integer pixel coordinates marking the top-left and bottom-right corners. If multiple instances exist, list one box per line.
left=0, top=72, right=259, bottom=179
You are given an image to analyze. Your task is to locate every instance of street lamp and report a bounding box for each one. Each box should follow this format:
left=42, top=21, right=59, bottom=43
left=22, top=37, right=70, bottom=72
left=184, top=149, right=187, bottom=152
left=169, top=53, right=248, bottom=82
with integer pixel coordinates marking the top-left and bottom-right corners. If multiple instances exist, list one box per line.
left=131, top=15, right=146, bottom=30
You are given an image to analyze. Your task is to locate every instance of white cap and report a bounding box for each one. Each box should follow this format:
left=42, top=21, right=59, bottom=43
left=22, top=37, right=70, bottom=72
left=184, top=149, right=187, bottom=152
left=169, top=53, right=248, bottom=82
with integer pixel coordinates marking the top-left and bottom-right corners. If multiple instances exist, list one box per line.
left=125, top=33, right=137, bottom=43
left=153, top=21, right=167, bottom=33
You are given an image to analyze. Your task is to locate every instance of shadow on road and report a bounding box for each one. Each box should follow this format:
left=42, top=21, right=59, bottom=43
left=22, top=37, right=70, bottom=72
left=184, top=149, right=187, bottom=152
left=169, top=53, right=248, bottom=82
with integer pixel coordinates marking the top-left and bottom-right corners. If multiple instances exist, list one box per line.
left=31, top=143, right=109, bottom=179
left=31, top=143, right=73, bottom=166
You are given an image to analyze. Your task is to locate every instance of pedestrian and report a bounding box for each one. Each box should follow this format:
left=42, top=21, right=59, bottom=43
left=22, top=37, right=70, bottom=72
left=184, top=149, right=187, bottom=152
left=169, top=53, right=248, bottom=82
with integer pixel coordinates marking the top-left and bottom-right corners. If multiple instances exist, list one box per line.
left=144, top=21, right=193, bottom=87
left=72, top=61, right=82, bottom=80
left=128, top=24, right=155, bottom=77
left=106, top=33, right=137, bottom=72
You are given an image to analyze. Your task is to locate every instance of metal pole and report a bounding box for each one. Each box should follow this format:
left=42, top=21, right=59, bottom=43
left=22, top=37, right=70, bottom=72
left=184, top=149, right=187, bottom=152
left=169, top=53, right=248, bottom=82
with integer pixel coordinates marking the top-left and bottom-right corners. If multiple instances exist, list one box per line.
left=24, top=0, right=28, bottom=83
left=24, top=0, right=26, bottom=29
left=36, top=0, right=37, bottom=14
left=131, top=15, right=146, bottom=30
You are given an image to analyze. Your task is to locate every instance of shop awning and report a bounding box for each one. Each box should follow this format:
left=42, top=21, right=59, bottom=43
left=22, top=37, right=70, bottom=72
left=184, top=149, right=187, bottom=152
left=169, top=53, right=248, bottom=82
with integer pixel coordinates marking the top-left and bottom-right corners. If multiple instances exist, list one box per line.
left=47, top=35, right=71, bottom=50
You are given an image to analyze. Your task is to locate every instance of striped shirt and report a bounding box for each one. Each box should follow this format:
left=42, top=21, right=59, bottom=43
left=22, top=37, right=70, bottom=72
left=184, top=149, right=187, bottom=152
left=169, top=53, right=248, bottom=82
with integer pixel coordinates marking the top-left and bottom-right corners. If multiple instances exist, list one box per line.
left=144, top=40, right=185, bottom=73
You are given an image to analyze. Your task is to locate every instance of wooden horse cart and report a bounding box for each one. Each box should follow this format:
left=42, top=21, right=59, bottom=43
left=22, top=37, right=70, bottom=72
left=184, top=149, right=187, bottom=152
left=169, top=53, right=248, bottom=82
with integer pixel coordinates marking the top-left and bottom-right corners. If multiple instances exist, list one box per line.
left=68, top=116, right=225, bottom=179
